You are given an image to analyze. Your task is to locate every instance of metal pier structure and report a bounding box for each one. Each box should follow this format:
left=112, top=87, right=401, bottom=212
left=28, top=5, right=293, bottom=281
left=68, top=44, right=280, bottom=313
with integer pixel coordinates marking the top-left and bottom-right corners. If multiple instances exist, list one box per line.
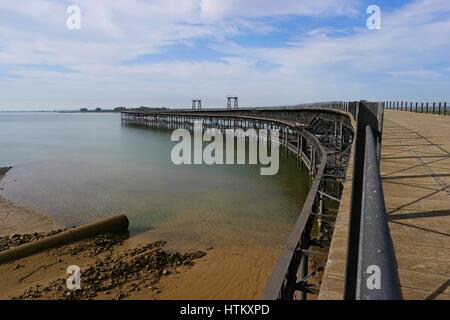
left=121, top=100, right=450, bottom=300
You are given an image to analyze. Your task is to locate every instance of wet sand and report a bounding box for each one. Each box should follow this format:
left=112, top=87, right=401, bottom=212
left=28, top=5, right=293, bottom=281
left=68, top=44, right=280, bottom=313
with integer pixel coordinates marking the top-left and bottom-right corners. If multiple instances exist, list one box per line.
left=0, top=197, right=61, bottom=236
left=0, top=234, right=276, bottom=300
left=0, top=229, right=277, bottom=300
left=0, top=168, right=61, bottom=236
left=155, top=246, right=278, bottom=300
left=0, top=167, right=279, bottom=300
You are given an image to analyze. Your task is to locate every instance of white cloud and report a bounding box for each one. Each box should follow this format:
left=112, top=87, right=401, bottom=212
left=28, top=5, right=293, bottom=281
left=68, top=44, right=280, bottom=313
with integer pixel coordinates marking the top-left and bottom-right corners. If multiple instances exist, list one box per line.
left=0, top=0, right=449, bottom=109
left=199, top=0, right=358, bottom=20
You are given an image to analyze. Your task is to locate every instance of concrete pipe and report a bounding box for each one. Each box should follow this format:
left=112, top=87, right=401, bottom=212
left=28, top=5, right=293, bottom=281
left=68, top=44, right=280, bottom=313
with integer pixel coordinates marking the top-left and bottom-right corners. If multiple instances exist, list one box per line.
left=0, top=214, right=129, bottom=265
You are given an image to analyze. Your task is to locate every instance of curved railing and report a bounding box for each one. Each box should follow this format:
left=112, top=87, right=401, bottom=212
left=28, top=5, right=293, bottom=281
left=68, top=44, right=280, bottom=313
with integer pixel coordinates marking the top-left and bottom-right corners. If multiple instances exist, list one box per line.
left=261, top=126, right=327, bottom=300
left=343, top=101, right=401, bottom=300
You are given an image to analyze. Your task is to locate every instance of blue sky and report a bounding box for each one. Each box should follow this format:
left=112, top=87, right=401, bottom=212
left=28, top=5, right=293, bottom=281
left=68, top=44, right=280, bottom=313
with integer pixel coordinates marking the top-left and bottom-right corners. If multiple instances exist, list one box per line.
left=0, top=0, right=449, bottom=110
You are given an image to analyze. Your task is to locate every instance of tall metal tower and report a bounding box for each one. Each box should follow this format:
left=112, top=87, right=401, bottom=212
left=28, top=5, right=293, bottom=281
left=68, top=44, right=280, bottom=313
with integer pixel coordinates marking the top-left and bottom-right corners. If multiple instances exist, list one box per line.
left=192, top=99, right=202, bottom=110
left=227, top=96, right=238, bottom=109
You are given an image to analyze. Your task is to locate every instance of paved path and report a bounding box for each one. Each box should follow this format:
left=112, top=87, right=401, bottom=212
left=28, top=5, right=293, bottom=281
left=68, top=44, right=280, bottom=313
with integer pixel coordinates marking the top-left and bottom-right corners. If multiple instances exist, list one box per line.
left=319, top=110, right=450, bottom=300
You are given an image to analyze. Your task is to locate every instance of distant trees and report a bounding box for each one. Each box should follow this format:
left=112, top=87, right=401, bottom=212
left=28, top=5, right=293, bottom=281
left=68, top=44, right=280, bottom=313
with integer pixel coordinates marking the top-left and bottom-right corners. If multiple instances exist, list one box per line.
left=80, top=107, right=103, bottom=112
left=79, top=106, right=168, bottom=113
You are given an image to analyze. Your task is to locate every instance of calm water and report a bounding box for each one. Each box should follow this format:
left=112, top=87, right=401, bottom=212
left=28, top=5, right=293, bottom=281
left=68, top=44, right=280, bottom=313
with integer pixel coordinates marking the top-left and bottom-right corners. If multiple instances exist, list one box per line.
left=0, top=112, right=310, bottom=248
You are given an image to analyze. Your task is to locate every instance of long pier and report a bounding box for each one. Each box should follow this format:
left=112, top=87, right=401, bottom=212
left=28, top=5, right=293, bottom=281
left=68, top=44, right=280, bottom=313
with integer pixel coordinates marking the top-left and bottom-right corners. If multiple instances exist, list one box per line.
left=121, top=101, right=450, bottom=300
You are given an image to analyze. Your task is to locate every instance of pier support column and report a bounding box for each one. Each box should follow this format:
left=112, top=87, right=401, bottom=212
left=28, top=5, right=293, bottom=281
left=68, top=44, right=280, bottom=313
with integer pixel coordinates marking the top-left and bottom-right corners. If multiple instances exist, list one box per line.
left=299, top=255, right=309, bottom=300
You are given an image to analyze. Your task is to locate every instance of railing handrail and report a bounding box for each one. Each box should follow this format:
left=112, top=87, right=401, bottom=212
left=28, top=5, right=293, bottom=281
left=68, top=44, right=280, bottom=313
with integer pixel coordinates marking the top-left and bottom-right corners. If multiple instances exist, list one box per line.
left=122, top=101, right=349, bottom=114
left=344, top=101, right=401, bottom=300
left=356, top=125, right=401, bottom=299
left=261, top=129, right=327, bottom=300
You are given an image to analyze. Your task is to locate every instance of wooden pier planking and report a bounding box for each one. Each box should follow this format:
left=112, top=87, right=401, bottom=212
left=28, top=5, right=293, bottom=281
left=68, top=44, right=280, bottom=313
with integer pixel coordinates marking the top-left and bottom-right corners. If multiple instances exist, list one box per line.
left=319, top=110, right=450, bottom=300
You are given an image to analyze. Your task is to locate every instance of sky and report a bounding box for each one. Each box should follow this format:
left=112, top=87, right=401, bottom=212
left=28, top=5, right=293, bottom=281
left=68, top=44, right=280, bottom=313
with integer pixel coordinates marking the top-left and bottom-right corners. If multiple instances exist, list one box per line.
left=0, top=0, right=449, bottom=110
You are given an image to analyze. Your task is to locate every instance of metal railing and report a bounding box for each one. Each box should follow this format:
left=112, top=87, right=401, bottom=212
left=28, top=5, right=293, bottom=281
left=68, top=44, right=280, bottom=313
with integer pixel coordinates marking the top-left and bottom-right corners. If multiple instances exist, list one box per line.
left=344, top=101, right=401, bottom=300
left=260, top=101, right=401, bottom=300
left=355, top=125, right=401, bottom=299
left=261, top=128, right=327, bottom=300
left=125, top=101, right=348, bottom=114
left=385, top=101, right=448, bottom=115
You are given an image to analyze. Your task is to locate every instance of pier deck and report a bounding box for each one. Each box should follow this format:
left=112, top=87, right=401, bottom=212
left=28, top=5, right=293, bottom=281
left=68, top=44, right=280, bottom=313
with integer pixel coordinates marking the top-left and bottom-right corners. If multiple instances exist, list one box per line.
left=319, top=110, right=450, bottom=300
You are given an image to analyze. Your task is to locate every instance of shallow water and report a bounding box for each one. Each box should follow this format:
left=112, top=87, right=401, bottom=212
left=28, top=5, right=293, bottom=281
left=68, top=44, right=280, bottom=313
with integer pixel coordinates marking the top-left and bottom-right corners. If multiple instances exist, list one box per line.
left=0, top=112, right=311, bottom=249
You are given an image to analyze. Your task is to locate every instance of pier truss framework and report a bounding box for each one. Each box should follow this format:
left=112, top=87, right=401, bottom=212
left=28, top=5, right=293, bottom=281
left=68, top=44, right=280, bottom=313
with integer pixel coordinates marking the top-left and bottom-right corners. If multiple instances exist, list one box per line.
left=121, top=102, right=356, bottom=299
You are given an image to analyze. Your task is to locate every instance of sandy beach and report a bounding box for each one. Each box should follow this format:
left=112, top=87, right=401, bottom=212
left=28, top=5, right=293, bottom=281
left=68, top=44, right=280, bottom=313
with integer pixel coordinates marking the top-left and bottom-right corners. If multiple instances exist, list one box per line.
left=0, top=166, right=278, bottom=300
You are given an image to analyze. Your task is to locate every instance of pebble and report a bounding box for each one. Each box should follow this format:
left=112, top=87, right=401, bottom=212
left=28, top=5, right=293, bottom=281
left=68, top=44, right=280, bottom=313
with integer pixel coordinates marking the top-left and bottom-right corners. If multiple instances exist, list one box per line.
left=14, top=237, right=206, bottom=300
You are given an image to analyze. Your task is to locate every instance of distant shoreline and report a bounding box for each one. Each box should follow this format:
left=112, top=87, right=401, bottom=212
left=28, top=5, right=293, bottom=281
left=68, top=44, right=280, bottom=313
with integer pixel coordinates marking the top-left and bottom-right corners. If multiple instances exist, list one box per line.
left=0, top=110, right=120, bottom=113
left=0, top=110, right=56, bottom=113
left=0, top=109, right=166, bottom=114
